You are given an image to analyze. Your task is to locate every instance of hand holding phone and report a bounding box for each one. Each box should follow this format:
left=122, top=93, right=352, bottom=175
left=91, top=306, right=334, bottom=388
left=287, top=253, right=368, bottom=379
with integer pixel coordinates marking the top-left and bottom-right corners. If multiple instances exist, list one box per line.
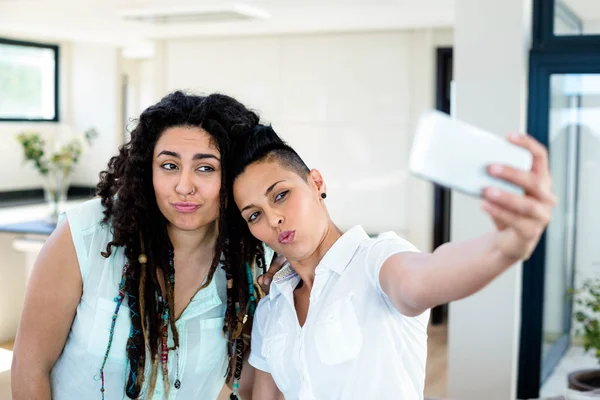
left=409, top=110, right=533, bottom=197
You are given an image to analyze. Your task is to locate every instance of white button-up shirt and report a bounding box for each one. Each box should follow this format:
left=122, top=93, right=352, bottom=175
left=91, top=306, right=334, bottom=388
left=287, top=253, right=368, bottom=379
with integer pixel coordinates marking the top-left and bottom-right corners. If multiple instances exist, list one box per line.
left=249, top=226, right=430, bottom=400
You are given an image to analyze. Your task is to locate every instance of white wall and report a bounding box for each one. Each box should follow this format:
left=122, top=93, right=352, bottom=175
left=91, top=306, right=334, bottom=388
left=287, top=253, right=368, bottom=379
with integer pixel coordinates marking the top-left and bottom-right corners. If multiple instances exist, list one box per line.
left=0, top=39, right=123, bottom=191
left=68, top=42, right=122, bottom=186
left=161, top=28, right=453, bottom=248
left=448, top=1, right=531, bottom=400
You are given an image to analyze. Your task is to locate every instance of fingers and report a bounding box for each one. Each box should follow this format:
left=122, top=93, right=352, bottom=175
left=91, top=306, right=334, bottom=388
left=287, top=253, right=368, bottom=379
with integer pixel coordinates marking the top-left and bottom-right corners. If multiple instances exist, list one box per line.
left=257, top=274, right=271, bottom=294
left=482, top=187, right=552, bottom=224
left=259, top=255, right=289, bottom=294
left=482, top=200, right=543, bottom=241
left=506, top=133, right=550, bottom=175
left=487, top=164, right=557, bottom=206
left=268, top=255, right=287, bottom=274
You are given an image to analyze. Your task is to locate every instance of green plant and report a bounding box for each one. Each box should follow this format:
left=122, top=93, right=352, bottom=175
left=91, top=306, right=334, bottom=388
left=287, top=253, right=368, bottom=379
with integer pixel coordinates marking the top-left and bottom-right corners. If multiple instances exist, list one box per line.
left=16, top=128, right=97, bottom=176
left=572, top=277, right=600, bottom=363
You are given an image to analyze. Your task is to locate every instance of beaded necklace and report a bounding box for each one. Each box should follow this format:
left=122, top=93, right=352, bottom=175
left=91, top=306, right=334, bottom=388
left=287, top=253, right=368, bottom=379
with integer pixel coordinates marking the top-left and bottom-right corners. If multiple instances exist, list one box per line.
left=229, top=262, right=259, bottom=400
left=97, top=252, right=178, bottom=399
left=96, top=265, right=128, bottom=399
left=97, top=254, right=259, bottom=399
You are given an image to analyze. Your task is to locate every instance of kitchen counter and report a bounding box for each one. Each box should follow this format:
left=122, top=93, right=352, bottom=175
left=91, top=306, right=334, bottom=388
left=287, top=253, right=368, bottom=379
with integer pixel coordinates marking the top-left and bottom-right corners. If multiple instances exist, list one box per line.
left=0, top=198, right=89, bottom=236
left=0, top=220, right=57, bottom=236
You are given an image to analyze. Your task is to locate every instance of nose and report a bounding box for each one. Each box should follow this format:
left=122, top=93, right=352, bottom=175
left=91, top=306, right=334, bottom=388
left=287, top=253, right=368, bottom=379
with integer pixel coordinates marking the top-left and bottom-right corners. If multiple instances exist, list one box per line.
left=267, top=211, right=284, bottom=229
left=175, top=170, right=194, bottom=196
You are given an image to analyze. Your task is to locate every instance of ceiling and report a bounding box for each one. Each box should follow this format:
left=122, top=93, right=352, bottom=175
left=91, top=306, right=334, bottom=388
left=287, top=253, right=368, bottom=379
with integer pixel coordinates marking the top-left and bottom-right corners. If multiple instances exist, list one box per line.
left=0, top=0, right=455, bottom=49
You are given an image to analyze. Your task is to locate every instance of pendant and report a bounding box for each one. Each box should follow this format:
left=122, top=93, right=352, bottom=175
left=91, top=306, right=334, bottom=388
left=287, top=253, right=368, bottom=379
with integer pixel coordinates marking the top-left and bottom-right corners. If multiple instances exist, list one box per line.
left=174, top=379, right=181, bottom=389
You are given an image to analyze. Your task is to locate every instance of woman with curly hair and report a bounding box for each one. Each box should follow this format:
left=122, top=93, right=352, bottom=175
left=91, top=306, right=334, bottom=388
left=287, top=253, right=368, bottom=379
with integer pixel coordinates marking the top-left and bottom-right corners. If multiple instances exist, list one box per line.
left=11, top=91, right=278, bottom=400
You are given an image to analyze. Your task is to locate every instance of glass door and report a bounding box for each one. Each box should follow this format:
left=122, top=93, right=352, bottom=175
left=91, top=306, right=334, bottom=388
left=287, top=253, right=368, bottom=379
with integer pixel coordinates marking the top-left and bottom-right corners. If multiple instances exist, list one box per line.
left=519, top=63, right=600, bottom=399
left=519, top=1, right=600, bottom=398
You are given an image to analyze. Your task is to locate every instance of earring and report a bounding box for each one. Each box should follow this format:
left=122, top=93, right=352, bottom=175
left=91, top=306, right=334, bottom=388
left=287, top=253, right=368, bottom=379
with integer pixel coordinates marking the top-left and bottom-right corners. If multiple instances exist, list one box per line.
left=321, top=193, right=327, bottom=199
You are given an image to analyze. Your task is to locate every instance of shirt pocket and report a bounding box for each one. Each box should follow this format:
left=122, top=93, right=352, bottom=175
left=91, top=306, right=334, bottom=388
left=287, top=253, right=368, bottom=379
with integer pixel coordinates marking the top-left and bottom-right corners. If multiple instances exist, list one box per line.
left=313, top=293, right=363, bottom=365
left=195, top=317, right=227, bottom=373
left=261, top=333, right=291, bottom=392
left=87, top=297, right=132, bottom=366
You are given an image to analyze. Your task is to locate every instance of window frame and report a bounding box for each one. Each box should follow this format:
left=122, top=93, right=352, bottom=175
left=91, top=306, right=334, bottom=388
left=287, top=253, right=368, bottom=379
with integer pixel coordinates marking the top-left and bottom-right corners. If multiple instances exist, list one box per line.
left=0, top=37, right=60, bottom=122
left=533, top=0, right=600, bottom=52
left=517, top=1, right=600, bottom=398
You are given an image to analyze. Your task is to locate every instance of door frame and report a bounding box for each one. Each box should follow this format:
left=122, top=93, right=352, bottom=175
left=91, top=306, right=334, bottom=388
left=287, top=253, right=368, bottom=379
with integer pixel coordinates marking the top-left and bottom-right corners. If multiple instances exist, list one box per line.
left=431, top=47, right=453, bottom=325
left=517, top=50, right=600, bottom=399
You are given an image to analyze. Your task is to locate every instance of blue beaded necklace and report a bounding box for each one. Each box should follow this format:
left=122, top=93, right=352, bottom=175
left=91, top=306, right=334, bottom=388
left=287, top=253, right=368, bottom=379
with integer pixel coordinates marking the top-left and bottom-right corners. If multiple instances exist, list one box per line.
left=97, top=254, right=259, bottom=399
left=96, top=252, right=176, bottom=399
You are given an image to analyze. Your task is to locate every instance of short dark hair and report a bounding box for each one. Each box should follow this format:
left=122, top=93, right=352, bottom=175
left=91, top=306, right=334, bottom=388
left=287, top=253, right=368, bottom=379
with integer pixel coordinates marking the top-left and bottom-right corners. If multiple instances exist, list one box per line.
left=225, top=124, right=311, bottom=310
left=229, top=124, right=310, bottom=185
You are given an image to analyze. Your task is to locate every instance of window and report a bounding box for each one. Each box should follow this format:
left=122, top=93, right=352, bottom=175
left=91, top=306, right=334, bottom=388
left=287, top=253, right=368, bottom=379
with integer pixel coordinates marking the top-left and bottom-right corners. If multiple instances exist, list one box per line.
left=0, top=38, right=59, bottom=122
left=518, top=1, right=600, bottom=398
left=555, top=0, right=600, bottom=36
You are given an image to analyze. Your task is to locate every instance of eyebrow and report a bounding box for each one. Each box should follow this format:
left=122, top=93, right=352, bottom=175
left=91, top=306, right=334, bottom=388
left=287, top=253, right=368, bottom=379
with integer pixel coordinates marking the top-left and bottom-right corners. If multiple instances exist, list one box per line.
left=157, top=150, right=220, bottom=162
left=240, top=180, right=285, bottom=214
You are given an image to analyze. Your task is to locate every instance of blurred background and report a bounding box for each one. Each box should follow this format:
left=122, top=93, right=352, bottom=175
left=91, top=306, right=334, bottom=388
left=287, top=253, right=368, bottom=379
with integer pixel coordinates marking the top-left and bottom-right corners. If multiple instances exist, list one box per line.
left=0, top=0, right=599, bottom=399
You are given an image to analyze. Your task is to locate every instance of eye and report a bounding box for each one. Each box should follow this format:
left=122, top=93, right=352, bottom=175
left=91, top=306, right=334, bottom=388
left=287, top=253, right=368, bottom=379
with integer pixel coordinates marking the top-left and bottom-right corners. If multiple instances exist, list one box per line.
left=247, top=211, right=261, bottom=223
left=197, top=165, right=215, bottom=173
left=161, top=163, right=178, bottom=171
left=274, top=190, right=289, bottom=202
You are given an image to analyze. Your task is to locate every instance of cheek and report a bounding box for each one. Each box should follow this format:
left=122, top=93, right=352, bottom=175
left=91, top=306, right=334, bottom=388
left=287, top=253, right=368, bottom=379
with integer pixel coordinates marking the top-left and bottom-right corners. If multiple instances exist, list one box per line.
left=204, top=177, right=222, bottom=202
left=249, top=223, right=269, bottom=243
left=152, top=169, right=169, bottom=198
left=289, top=191, right=316, bottom=220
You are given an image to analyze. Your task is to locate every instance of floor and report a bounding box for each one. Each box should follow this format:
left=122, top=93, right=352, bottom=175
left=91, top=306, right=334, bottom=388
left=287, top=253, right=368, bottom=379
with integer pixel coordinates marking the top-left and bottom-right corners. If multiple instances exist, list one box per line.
left=540, top=346, right=597, bottom=398
left=0, top=323, right=449, bottom=399
left=425, top=322, right=449, bottom=398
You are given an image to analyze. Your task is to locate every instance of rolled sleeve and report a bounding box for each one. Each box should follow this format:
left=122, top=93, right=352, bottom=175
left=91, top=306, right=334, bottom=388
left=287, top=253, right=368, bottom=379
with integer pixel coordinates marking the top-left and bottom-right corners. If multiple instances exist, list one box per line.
left=365, top=232, right=420, bottom=301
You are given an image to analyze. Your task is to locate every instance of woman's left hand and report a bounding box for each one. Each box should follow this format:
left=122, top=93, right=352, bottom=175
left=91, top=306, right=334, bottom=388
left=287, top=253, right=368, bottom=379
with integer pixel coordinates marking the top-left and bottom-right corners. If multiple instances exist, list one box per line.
left=258, top=254, right=288, bottom=295
left=482, top=133, right=558, bottom=262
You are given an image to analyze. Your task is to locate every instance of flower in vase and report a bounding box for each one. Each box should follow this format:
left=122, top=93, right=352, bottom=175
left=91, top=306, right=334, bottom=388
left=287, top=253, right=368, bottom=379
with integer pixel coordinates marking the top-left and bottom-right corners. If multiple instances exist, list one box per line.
left=16, top=127, right=97, bottom=222
left=16, top=127, right=96, bottom=176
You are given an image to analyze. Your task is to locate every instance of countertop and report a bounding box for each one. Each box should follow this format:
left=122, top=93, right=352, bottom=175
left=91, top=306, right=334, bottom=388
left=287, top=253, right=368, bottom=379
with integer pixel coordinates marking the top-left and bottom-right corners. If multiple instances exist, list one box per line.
left=0, top=198, right=89, bottom=236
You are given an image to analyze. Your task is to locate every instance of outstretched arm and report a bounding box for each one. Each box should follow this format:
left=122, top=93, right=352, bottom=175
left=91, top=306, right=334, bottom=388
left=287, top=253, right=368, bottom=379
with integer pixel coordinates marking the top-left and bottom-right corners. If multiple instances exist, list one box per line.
left=380, top=134, right=556, bottom=317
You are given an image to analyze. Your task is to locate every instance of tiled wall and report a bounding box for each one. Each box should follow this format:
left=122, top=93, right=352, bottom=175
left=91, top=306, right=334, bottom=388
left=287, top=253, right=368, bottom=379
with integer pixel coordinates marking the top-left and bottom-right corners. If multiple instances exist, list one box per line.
left=164, top=29, right=453, bottom=247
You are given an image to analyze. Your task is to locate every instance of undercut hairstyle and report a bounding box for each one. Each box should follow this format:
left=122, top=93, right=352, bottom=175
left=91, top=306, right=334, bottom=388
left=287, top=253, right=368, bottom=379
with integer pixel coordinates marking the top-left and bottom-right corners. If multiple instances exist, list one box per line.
left=225, top=124, right=310, bottom=302
left=229, top=124, right=310, bottom=184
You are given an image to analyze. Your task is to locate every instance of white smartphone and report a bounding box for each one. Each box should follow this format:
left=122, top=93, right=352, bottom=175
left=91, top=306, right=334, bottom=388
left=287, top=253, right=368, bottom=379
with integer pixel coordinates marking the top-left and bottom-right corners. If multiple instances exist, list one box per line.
left=409, top=110, right=533, bottom=197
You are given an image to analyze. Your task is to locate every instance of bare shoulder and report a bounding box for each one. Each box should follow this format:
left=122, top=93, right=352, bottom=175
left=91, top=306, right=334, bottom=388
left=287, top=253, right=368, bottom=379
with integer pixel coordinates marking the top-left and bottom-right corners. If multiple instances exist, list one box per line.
left=12, top=219, right=83, bottom=374
left=27, top=220, right=82, bottom=296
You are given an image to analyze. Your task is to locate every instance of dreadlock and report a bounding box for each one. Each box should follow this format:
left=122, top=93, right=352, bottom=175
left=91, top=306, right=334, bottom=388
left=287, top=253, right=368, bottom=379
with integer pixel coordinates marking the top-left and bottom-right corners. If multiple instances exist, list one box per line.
left=96, top=90, right=262, bottom=398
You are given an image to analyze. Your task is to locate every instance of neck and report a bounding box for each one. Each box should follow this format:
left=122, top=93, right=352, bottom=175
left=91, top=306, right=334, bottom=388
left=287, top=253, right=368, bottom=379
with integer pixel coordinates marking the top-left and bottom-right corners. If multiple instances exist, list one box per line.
left=290, top=220, right=342, bottom=292
left=167, top=221, right=218, bottom=265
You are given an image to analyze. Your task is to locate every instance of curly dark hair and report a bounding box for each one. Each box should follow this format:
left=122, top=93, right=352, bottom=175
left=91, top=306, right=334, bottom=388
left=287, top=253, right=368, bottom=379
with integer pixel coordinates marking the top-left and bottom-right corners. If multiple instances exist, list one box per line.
left=95, top=90, right=266, bottom=398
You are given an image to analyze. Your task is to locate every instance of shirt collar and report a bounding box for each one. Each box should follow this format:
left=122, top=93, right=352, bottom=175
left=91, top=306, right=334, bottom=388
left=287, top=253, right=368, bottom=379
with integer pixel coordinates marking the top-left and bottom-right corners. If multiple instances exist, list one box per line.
left=268, top=225, right=368, bottom=300
left=317, top=225, right=368, bottom=275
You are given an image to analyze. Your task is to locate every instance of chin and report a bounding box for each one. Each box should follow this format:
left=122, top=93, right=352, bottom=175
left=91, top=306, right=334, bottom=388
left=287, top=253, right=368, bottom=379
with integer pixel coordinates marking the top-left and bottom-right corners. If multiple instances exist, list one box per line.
left=277, top=242, right=310, bottom=261
left=171, top=216, right=214, bottom=232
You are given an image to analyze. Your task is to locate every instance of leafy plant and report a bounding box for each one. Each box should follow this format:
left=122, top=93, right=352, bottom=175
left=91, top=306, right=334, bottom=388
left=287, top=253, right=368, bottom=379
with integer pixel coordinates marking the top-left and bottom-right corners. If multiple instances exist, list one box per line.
left=572, top=278, right=600, bottom=363
left=16, top=128, right=97, bottom=176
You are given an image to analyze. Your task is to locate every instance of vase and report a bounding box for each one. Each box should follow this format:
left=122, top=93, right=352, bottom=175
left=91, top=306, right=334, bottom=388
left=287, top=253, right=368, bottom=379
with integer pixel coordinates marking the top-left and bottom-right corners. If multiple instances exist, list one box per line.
left=43, top=167, right=71, bottom=223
